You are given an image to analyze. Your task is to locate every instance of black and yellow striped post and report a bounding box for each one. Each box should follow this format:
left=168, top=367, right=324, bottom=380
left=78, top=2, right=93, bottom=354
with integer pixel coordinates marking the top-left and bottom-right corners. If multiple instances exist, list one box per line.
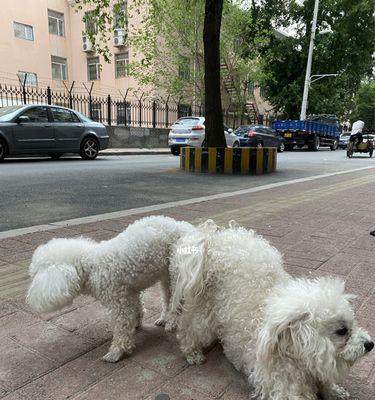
left=180, top=147, right=277, bottom=174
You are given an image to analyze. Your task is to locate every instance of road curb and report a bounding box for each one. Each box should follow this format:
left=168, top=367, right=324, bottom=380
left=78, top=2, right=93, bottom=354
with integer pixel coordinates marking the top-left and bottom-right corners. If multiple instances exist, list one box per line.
left=101, top=149, right=171, bottom=156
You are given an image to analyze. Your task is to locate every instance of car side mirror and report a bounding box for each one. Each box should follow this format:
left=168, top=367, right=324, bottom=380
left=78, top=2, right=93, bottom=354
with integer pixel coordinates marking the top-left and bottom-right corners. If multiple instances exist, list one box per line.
left=17, top=115, right=30, bottom=123
left=228, top=128, right=233, bottom=133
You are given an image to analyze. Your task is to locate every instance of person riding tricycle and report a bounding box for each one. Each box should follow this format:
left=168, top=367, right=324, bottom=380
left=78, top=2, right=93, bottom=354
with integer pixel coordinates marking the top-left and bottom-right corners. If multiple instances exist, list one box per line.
left=347, top=120, right=374, bottom=158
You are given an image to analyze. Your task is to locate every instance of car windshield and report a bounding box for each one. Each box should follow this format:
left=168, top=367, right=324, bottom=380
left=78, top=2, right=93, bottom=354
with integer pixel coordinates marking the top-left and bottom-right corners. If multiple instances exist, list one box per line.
left=174, top=118, right=200, bottom=126
left=0, top=105, right=24, bottom=122
left=74, top=111, right=91, bottom=123
left=234, top=126, right=253, bottom=135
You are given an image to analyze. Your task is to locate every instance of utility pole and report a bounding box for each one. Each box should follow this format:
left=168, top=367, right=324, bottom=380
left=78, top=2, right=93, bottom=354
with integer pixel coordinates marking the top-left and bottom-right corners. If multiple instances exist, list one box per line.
left=300, top=0, right=319, bottom=120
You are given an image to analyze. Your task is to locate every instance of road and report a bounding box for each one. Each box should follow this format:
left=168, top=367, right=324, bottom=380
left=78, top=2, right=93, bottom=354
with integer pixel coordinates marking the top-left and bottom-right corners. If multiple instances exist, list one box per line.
left=0, top=149, right=374, bottom=232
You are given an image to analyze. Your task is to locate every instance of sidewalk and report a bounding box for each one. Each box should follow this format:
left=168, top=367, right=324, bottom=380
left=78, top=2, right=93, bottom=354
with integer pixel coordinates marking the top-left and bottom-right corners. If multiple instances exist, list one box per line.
left=0, top=169, right=374, bottom=400
left=101, top=148, right=171, bottom=156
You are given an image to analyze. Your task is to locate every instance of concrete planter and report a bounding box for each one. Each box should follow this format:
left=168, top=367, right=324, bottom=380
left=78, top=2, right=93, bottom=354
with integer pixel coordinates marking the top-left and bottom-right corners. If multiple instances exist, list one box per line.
left=180, top=147, right=277, bottom=174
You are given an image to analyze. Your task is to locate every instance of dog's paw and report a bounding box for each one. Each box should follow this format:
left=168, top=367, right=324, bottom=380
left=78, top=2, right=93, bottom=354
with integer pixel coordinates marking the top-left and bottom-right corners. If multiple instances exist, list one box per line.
left=323, top=384, right=350, bottom=400
left=102, top=348, right=125, bottom=363
left=186, top=350, right=206, bottom=365
left=164, top=320, right=177, bottom=332
left=154, top=317, right=166, bottom=327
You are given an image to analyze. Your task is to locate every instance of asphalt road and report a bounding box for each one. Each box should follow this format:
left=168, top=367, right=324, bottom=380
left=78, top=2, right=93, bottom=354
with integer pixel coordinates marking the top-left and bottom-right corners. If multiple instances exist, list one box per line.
left=0, top=148, right=374, bottom=232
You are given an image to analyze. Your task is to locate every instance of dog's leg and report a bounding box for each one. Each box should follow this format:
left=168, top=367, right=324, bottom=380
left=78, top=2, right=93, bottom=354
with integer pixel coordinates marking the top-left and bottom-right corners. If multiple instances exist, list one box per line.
left=136, top=296, right=144, bottom=329
left=154, top=277, right=170, bottom=327
left=103, top=293, right=139, bottom=363
left=177, top=303, right=216, bottom=365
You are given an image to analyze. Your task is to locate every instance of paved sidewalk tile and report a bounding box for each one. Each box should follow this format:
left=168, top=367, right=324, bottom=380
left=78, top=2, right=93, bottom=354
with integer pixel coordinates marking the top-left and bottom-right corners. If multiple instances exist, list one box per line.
left=174, top=347, right=241, bottom=398
left=10, top=321, right=96, bottom=365
left=73, top=360, right=166, bottom=400
left=0, top=170, right=374, bottom=400
left=6, top=345, right=123, bottom=400
left=0, top=337, right=56, bottom=391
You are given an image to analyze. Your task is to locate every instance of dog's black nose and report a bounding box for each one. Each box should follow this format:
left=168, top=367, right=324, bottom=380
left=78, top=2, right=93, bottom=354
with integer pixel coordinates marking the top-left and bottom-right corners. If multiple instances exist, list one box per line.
left=364, top=341, right=374, bottom=352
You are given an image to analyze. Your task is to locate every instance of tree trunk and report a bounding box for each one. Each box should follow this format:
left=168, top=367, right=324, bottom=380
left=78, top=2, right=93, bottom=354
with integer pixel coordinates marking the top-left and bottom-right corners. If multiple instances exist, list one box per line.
left=204, top=0, right=226, bottom=147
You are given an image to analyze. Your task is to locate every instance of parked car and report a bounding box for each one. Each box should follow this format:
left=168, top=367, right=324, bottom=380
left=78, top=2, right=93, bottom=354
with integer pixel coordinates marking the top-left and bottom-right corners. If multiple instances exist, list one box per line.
left=0, top=104, right=109, bottom=161
left=339, top=132, right=350, bottom=149
left=168, top=116, right=240, bottom=155
left=234, top=124, right=285, bottom=152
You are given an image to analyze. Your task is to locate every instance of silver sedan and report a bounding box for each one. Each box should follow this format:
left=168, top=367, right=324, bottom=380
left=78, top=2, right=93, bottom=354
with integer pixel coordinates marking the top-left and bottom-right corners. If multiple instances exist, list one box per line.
left=0, top=104, right=109, bottom=161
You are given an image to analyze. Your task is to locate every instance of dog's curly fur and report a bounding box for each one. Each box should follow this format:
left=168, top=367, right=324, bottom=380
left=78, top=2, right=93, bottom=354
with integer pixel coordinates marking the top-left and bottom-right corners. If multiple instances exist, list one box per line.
left=169, top=222, right=373, bottom=399
left=26, top=215, right=195, bottom=363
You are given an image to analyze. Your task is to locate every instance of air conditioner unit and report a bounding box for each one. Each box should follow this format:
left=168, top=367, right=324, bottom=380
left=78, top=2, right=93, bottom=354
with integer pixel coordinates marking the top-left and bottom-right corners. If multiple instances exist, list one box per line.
left=82, top=36, right=93, bottom=52
left=113, top=28, right=127, bottom=47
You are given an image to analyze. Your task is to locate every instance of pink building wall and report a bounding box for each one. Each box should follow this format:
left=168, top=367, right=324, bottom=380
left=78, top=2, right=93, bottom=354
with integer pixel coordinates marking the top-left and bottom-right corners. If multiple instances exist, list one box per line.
left=0, top=0, right=145, bottom=98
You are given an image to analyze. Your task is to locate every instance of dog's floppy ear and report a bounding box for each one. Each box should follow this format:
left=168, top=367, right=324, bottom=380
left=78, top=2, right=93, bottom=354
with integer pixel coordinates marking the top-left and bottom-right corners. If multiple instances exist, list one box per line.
left=256, top=311, right=310, bottom=364
left=27, top=263, right=81, bottom=313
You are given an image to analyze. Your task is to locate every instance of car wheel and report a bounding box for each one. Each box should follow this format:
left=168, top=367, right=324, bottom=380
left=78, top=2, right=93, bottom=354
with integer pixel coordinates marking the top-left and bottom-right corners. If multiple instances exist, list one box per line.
left=309, top=135, right=320, bottom=151
left=330, top=139, right=338, bottom=151
left=49, top=153, right=62, bottom=160
left=80, top=137, right=99, bottom=160
left=278, top=142, right=285, bottom=153
left=257, top=142, right=263, bottom=148
left=232, top=141, right=239, bottom=148
left=0, top=138, right=8, bottom=162
left=170, top=147, right=180, bottom=156
left=285, top=144, right=294, bottom=151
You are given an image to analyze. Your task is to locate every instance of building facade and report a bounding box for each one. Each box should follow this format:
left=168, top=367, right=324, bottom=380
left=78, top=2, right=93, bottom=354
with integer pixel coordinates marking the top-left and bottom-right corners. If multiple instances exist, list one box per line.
left=0, top=0, right=272, bottom=126
left=0, top=0, right=142, bottom=98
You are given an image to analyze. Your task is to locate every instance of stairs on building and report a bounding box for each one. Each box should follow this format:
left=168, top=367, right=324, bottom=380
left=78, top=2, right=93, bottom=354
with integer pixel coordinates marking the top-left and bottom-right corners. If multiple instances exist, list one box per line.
left=220, top=62, right=260, bottom=125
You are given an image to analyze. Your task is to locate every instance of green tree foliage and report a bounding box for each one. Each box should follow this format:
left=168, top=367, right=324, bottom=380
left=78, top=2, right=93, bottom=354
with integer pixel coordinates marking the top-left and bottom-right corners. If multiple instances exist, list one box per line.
left=248, top=0, right=375, bottom=119
left=350, top=80, right=375, bottom=130
left=71, top=0, right=260, bottom=103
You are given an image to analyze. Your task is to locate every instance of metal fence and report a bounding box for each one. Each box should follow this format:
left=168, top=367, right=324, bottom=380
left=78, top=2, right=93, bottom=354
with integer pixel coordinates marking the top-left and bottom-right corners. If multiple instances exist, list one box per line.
left=0, top=83, right=259, bottom=129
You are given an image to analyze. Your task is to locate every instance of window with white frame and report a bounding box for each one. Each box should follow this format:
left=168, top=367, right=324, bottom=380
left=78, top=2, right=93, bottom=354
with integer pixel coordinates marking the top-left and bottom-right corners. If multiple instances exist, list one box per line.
left=84, top=11, right=97, bottom=34
left=113, top=2, right=127, bottom=29
left=14, top=22, right=34, bottom=41
left=48, top=10, right=65, bottom=36
left=51, top=56, right=68, bottom=80
left=115, top=52, right=129, bottom=78
left=178, top=57, right=190, bottom=81
left=87, top=57, right=100, bottom=80
left=17, top=71, right=38, bottom=87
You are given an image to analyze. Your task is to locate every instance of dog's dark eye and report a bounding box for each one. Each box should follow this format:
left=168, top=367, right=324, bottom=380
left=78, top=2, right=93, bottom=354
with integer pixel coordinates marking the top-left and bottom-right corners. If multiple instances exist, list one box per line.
left=335, top=327, right=348, bottom=336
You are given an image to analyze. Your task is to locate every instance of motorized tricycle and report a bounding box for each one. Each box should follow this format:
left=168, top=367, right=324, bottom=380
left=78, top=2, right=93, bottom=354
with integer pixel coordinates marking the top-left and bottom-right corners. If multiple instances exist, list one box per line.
left=346, top=131, right=374, bottom=158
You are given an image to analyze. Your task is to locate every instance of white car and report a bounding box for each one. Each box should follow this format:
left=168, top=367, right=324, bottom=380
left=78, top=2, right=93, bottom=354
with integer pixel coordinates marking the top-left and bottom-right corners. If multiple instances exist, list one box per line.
left=168, top=116, right=240, bottom=155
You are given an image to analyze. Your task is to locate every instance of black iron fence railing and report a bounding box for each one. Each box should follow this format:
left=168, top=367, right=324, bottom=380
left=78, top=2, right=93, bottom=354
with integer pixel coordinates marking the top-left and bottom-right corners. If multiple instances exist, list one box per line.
left=0, top=83, right=263, bottom=129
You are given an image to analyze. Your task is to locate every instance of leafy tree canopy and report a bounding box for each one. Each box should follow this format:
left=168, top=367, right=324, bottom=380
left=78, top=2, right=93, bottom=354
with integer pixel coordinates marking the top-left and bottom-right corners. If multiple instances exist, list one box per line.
left=245, top=0, right=375, bottom=120
left=350, top=80, right=375, bottom=130
left=71, top=0, right=263, bottom=103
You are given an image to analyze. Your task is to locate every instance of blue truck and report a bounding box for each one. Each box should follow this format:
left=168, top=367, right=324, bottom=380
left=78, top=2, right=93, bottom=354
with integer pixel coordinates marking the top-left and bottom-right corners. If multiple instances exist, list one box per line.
left=272, top=115, right=340, bottom=151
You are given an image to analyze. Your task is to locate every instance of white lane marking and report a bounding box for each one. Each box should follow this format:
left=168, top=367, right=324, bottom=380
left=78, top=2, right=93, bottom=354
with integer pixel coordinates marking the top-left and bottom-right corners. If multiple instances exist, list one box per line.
left=1, top=165, right=374, bottom=240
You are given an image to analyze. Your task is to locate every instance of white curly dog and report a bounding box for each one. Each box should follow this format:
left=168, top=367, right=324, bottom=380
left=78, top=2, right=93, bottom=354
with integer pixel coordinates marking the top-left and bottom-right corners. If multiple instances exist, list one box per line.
left=26, top=215, right=195, bottom=363
left=170, top=222, right=373, bottom=400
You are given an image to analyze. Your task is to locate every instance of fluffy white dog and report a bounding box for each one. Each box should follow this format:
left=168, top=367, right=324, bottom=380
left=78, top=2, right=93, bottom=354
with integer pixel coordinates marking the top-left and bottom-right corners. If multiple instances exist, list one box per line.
left=169, top=222, right=373, bottom=399
left=26, top=215, right=195, bottom=363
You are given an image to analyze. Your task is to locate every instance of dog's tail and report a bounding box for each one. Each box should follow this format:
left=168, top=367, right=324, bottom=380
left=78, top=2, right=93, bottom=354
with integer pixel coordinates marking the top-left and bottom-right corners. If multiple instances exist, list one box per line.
left=26, top=263, right=81, bottom=314
left=171, top=220, right=218, bottom=312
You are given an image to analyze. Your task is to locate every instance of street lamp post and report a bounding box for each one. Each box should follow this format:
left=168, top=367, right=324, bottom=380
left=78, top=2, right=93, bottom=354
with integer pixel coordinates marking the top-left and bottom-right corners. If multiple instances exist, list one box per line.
left=300, top=0, right=320, bottom=121
left=309, top=74, right=338, bottom=84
